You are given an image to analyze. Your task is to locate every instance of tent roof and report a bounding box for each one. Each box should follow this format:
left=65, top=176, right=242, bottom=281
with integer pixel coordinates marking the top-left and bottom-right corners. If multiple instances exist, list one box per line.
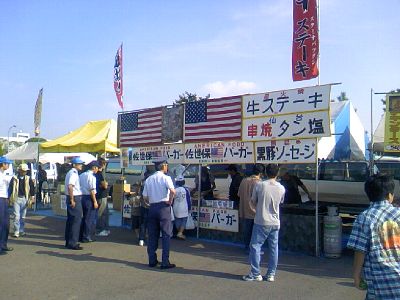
left=40, top=119, right=119, bottom=153
left=5, top=142, right=40, bottom=160
left=5, top=142, right=97, bottom=163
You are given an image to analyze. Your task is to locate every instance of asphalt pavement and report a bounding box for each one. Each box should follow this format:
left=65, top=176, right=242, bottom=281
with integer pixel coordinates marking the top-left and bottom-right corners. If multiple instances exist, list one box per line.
left=1, top=213, right=365, bottom=300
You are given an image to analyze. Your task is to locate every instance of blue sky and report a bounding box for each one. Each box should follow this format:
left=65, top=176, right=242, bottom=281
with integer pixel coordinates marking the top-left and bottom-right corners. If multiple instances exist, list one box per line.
left=0, top=0, right=399, bottom=140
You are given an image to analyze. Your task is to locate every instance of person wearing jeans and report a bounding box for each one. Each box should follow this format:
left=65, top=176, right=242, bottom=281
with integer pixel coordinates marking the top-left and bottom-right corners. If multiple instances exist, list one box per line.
left=9, top=163, right=35, bottom=238
left=243, top=164, right=285, bottom=283
left=238, top=164, right=264, bottom=250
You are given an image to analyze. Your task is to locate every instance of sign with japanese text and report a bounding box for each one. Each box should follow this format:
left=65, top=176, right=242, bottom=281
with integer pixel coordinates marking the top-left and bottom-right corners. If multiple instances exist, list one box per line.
left=242, top=110, right=330, bottom=141
left=255, top=139, right=316, bottom=164
left=384, top=94, right=400, bottom=152
left=122, top=199, right=132, bottom=218
left=242, top=85, right=330, bottom=118
left=292, top=0, right=319, bottom=81
left=191, top=207, right=239, bottom=232
left=184, top=141, right=254, bottom=164
left=129, top=144, right=185, bottom=165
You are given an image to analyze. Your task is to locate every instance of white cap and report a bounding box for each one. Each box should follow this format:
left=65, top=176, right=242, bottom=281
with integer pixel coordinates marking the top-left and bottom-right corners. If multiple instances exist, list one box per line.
left=175, top=175, right=185, bottom=182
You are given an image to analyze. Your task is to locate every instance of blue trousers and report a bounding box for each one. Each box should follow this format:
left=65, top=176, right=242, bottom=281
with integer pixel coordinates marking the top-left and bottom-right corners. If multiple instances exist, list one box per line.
left=147, top=202, right=172, bottom=266
left=243, top=218, right=254, bottom=249
left=80, top=195, right=96, bottom=241
left=249, top=224, right=280, bottom=277
left=0, top=197, right=10, bottom=249
left=65, top=195, right=82, bottom=247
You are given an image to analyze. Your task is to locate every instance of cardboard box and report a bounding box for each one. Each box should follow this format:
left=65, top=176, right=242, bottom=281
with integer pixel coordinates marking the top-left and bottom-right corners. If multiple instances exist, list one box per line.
left=112, top=183, right=130, bottom=211
left=51, top=185, right=67, bottom=217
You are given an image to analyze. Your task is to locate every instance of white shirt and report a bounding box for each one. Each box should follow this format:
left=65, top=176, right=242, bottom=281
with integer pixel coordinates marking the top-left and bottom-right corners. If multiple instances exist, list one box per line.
left=0, top=169, right=12, bottom=198
left=79, top=170, right=97, bottom=195
left=65, top=168, right=82, bottom=196
left=251, top=179, right=285, bottom=227
left=142, top=171, right=174, bottom=204
left=173, top=186, right=189, bottom=218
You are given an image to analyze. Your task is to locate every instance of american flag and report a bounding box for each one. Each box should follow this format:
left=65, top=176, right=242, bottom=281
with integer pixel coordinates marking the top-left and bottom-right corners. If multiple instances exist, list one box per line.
left=119, top=107, right=163, bottom=147
left=114, top=44, right=123, bottom=110
left=184, top=97, right=242, bottom=142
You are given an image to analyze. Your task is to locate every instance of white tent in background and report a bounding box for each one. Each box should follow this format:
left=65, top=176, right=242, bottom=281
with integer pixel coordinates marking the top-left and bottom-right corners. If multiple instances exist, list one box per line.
left=5, top=142, right=96, bottom=164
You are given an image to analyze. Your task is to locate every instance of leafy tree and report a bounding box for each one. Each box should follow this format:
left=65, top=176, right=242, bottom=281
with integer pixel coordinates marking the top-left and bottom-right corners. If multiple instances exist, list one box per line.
left=0, top=141, right=5, bottom=156
left=174, top=91, right=210, bottom=105
left=381, top=89, right=400, bottom=112
left=26, top=137, right=47, bottom=143
left=336, top=91, right=349, bottom=102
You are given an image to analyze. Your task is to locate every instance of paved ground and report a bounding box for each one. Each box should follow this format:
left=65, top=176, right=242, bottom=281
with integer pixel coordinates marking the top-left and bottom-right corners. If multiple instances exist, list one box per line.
left=1, top=213, right=365, bottom=300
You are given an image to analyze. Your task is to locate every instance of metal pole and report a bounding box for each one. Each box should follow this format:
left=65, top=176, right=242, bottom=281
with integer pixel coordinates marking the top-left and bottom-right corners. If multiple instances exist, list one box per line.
left=7, top=125, right=16, bottom=153
left=315, top=138, right=320, bottom=257
left=370, top=88, right=374, bottom=175
left=317, top=0, right=320, bottom=86
left=196, top=165, right=202, bottom=239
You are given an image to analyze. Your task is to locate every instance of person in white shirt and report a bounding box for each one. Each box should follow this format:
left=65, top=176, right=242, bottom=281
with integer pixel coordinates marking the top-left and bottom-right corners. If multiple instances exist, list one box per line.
left=243, top=164, right=285, bottom=283
left=0, top=156, right=13, bottom=254
left=64, top=157, right=84, bottom=250
left=79, top=161, right=99, bottom=243
left=142, top=158, right=176, bottom=270
left=173, top=176, right=191, bottom=240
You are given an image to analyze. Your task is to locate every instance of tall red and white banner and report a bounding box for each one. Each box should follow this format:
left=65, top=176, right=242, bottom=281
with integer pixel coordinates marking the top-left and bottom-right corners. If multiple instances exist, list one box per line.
left=292, top=0, right=319, bottom=81
left=114, top=44, right=124, bottom=109
left=34, top=88, right=43, bottom=136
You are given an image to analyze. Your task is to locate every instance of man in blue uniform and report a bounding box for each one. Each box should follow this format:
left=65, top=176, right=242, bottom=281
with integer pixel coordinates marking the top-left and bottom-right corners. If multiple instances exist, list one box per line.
left=79, top=161, right=100, bottom=243
left=0, top=156, right=13, bottom=255
left=142, top=157, right=176, bottom=269
left=65, top=157, right=84, bottom=250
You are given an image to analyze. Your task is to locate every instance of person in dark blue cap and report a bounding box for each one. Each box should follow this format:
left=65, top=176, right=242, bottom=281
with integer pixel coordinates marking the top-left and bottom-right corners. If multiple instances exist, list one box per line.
left=79, top=160, right=100, bottom=243
left=142, top=157, right=176, bottom=269
left=64, top=157, right=85, bottom=250
left=0, top=156, right=13, bottom=254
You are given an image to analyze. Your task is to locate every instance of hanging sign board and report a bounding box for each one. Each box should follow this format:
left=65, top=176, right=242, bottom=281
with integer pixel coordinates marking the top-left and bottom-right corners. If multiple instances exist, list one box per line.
left=191, top=207, right=239, bottom=232
left=384, top=94, right=400, bottom=152
left=184, top=141, right=254, bottom=164
left=242, top=85, right=330, bottom=118
left=242, top=110, right=330, bottom=141
left=129, top=144, right=185, bottom=165
left=255, top=139, right=317, bottom=164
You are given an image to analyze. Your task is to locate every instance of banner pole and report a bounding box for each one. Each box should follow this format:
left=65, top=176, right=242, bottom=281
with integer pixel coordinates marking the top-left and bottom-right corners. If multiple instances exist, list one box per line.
left=317, top=0, right=321, bottom=86
left=196, top=165, right=202, bottom=239
left=315, top=137, right=320, bottom=257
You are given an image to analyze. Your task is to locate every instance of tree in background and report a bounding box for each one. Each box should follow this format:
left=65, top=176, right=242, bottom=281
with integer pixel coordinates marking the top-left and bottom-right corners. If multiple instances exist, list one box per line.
left=0, top=141, right=5, bottom=156
left=337, top=91, right=349, bottom=102
left=26, top=137, right=47, bottom=143
left=174, top=91, right=210, bottom=105
left=381, top=89, right=400, bottom=112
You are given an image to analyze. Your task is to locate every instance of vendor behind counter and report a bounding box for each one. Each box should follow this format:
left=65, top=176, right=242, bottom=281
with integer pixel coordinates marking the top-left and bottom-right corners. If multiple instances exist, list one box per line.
left=279, top=169, right=312, bottom=205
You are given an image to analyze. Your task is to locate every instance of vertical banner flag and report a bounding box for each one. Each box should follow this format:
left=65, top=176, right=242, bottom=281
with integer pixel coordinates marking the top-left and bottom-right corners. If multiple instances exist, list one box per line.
left=34, top=88, right=43, bottom=136
left=114, top=44, right=123, bottom=109
left=292, top=0, right=319, bottom=81
left=184, top=97, right=242, bottom=142
left=119, top=107, right=163, bottom=147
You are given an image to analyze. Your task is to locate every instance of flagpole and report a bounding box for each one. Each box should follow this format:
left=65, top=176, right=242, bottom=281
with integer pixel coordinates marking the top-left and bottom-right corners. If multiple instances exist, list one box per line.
left=317, top=0, right=320, bottom=86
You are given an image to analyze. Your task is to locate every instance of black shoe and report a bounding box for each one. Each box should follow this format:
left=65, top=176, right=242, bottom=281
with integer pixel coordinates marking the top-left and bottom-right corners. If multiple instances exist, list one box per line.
left=67, top=245, right=83, bottom=250
left=160, top=263, right=176, bottom=270
left=1, top=246, right=14, bottom=252
left=0, top=251, right=6, bottom=255
left=148, top=260, right=159, bottom=268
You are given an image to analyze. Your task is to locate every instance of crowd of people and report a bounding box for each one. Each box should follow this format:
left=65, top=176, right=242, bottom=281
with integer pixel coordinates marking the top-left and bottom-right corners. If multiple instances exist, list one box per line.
left=1, top=155, right=399, bottom=298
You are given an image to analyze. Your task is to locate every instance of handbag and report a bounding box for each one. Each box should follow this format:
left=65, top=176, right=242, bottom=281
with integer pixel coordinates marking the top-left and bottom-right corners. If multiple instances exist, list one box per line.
left=185, top=214, right=196, bottom=230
